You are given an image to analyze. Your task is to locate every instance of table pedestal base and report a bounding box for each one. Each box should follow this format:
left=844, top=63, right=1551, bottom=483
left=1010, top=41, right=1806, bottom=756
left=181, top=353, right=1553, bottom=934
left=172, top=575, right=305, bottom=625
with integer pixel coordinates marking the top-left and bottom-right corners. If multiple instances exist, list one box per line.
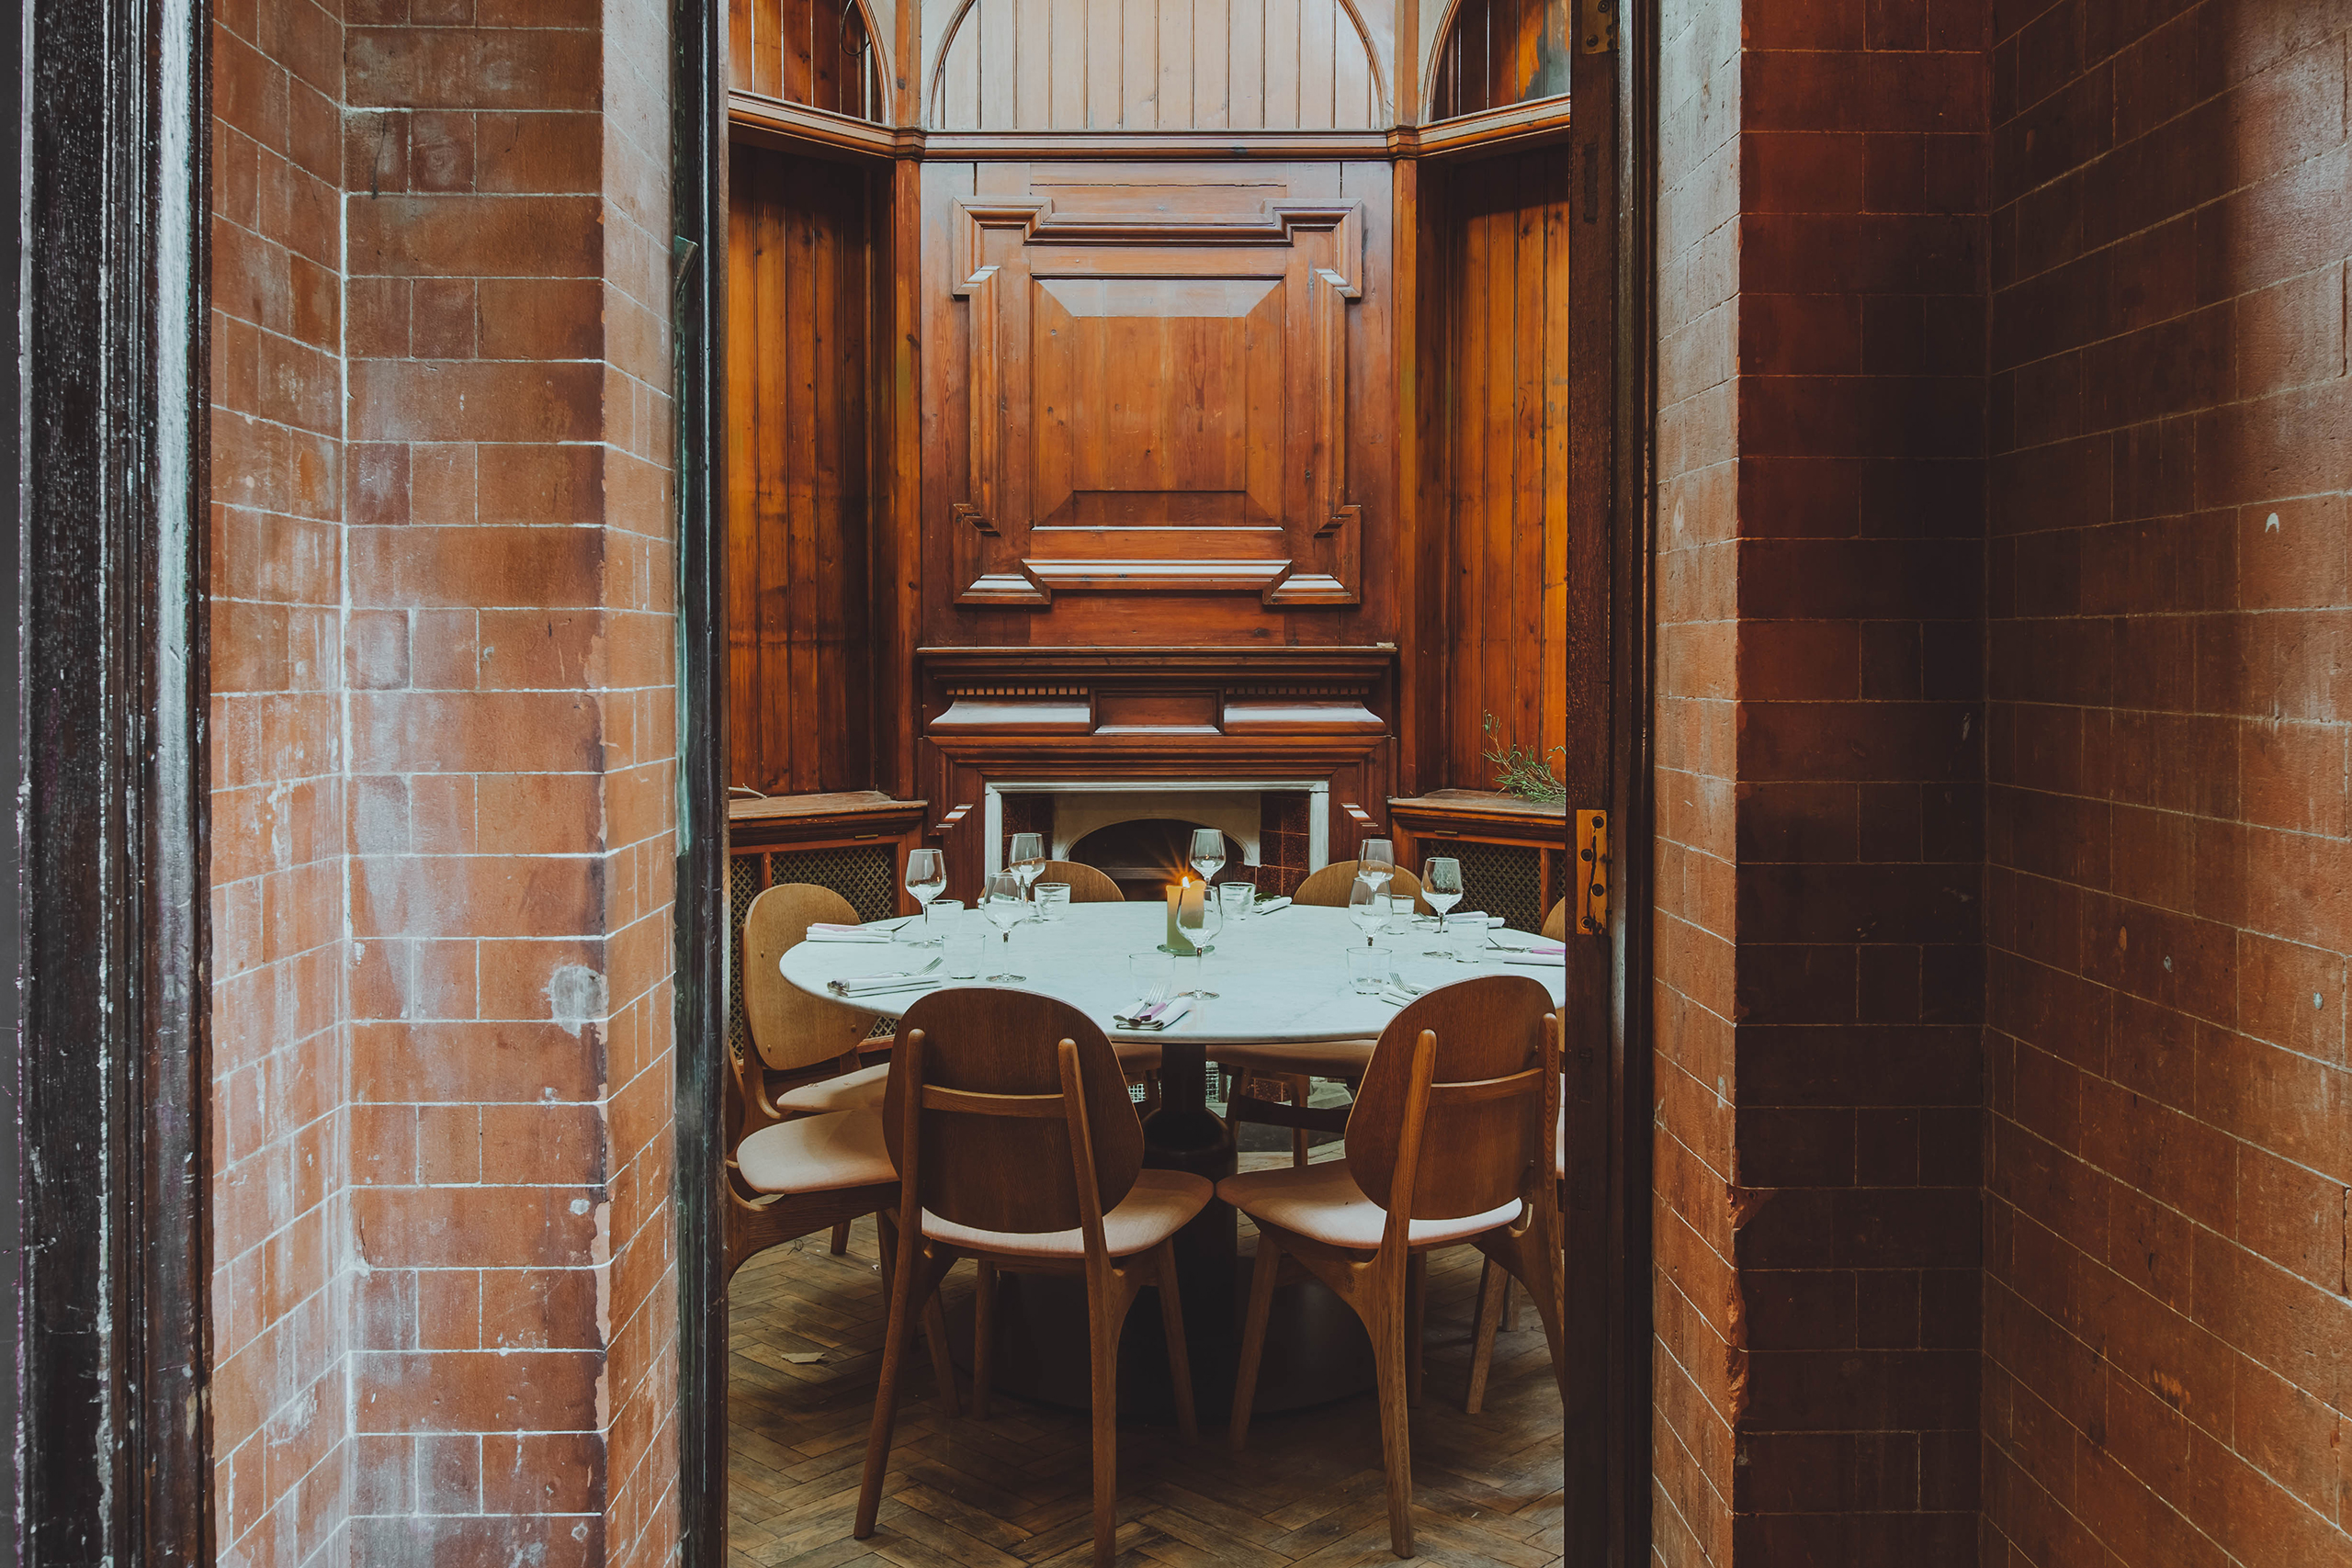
left=943, top=1258, right=1376, bottom=1423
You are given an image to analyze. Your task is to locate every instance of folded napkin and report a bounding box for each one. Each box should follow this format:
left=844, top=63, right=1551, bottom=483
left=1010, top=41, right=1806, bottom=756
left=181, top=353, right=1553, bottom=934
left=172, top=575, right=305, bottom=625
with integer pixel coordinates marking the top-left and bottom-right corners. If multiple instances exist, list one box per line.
left=1415, top=910, right=1500, bottom=928
left=827, top=970, right=943, bottom=997
left=1251, top=896, right=1294, bottom=914
left=1113, top=998, right=1194, bottom=1032
left=1505, top=943, right=1566, bottom=966
left=805, top=929, right=893, bottom=943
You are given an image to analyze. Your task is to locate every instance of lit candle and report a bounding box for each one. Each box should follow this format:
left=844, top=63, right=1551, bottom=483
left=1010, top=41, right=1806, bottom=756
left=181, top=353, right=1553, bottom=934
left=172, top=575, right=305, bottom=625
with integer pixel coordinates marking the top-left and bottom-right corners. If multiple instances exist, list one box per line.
left=1165, top=877, right=1200, bottom=956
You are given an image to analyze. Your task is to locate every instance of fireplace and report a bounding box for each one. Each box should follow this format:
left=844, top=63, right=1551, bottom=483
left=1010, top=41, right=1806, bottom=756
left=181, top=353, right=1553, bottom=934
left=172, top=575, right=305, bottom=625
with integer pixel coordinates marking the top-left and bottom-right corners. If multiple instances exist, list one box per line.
left=984, top=780, right=1327, bottom=898
left=914, top=646, right=1397, bottom=900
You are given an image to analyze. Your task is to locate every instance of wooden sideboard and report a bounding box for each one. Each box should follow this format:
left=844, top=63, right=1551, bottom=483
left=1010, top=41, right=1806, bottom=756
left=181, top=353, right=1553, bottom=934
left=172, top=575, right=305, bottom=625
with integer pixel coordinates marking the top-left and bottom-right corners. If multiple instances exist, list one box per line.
left=1385, top=789, right=1570, bottom=936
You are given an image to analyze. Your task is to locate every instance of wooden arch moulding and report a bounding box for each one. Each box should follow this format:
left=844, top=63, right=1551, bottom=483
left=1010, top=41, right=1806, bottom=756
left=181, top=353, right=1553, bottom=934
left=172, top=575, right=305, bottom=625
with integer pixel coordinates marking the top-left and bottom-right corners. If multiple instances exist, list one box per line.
left=1424, top=0, right=1569, bottom=121
left=948, top=198, right=1365, bottom=608
left=729, top=0, right=892, bottom=122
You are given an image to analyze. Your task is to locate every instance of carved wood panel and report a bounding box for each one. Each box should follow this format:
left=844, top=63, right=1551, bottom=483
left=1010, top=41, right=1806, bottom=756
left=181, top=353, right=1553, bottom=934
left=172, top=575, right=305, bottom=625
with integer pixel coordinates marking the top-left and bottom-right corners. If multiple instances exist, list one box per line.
left=943, top=186, right=1371, bottom=614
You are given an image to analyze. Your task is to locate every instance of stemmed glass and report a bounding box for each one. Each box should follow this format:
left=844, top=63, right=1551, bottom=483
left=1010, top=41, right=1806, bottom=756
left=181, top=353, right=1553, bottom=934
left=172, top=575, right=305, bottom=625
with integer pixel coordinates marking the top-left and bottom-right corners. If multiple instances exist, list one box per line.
left=1347, top=875, right=1385, bottom=947
left=1358, top=837, right=1396, bottom=895
left=983, top=871, right=1028, bottom=981
left=906, top=848, right=945, bottom=911
left=905, top=847, right=947, bottom=943
left=1422, top=856, right=1464, bottom=957
left=1176, top=889, right=1223, bottom=998
left=1188, top=828, right=1227, bottom=885
left=1010, top=832, right=1046, bottom=918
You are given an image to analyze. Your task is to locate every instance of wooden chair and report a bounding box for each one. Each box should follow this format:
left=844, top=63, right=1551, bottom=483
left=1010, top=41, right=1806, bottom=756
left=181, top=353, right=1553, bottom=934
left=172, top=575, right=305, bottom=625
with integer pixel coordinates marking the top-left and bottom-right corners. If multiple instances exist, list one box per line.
left=1035, top=859, right=1125, bottom=902
left=1220, top=975, right=1565, bottom=1558
left=1542, top=897, right=1568, bottom=940
left=1465, top=1093, right=1564, bottom=1413
left=718, top=1040, right=963, bottom=1415
left=739, top=884, right=893, bottom=1121
left=1293, top=859, right=1426, bottom=909
left=1219, top=861, right=1422, bottom=1165
left=856, top=987, right=1208, bottom=1568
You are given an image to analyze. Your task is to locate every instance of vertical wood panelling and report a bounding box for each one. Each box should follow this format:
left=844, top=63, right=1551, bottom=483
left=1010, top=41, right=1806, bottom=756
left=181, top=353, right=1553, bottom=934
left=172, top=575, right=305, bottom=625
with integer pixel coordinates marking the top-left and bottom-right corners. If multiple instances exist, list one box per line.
left=728, top=145, right=883, bottom=795
left=930, top=0, right=1384, bottom=129
left=1438, top=147, right=1571, bottom=791
left=729, top=0, right=887, bottom=119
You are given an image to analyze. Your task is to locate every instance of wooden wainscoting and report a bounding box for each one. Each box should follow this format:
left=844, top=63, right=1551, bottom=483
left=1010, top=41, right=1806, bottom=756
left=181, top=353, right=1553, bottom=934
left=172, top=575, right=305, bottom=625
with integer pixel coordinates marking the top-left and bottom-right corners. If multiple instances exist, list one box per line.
left=1425, top=142, right=1574, bottom=798
left=728, top=143, right=893, bottom=796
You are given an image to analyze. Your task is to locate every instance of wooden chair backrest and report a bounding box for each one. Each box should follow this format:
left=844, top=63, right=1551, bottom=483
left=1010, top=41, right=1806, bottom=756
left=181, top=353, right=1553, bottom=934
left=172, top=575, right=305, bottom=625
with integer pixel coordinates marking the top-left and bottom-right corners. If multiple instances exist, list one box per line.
left=883, top=987, right=1143, bottom=1235
left=1542, top=898, right=1568, bottom=940
left=1347, top=975, right=1558, bottom=1222
left=1293, top=860, right=1426, bottom=910
left=742, top=883, right=883, bottom=1074
left=1035, top=860, right=1124, bottom=903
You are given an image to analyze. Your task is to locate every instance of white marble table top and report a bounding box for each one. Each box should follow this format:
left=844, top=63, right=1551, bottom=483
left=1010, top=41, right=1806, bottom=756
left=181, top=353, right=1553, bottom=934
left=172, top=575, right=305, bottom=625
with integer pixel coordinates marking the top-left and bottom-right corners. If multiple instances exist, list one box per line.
left=777, top=898, right=1566, bottom=1046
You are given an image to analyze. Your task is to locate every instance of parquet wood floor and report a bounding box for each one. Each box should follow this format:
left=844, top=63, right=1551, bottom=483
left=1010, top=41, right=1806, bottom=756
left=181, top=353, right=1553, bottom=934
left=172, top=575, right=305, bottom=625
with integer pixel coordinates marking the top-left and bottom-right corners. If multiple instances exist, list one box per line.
left=725, top=1145, right=1566, bottom=1568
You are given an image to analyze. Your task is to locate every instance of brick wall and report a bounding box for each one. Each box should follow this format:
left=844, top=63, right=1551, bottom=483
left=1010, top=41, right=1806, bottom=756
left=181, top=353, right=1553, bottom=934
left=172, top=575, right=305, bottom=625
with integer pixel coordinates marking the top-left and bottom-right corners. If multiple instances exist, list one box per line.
left=1651, top=0, right=1990, bottom=1559
left=1981, top=2, right=2352, bottom=1565
left=209, top=1, right=678, bottom=1562
left=1728, top=0, right=1990, bottom=1560
left=209, top=0, right=353, bottom=1562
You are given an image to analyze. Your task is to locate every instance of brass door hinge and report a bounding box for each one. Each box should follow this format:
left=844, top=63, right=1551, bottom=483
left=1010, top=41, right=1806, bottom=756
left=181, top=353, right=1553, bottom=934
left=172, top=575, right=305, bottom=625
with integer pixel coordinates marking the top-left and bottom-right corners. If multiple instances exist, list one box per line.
left=1579, top=0, right=1617, bottom=53
left=1575, top=809, right=1610, bottom=935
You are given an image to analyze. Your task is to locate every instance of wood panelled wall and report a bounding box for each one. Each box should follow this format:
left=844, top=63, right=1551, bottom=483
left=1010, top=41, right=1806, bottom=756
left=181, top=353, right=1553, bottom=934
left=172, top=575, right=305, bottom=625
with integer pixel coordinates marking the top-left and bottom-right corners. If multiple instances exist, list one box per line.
left=931, top=0, right=1385, bottom=130
left=1427, top=146, right=1572, bottom=792
left=726, top=144, right=888, bottom=795
left=730, top=0, right=888, bottom=120
left=919, top=159, right=1397, bottom=649
left=1425, top=0, right=1568, bottom=120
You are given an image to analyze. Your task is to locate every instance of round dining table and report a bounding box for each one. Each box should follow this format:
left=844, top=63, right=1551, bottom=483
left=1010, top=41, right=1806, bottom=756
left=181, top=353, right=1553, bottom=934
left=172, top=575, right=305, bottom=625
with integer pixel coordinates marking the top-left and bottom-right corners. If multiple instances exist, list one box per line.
left=777, top=897, right=1567, bottom=1419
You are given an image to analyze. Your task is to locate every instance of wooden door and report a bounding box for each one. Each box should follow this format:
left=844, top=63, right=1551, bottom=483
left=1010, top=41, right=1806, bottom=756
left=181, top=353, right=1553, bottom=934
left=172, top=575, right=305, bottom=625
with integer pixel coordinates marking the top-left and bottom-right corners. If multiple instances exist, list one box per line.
left=920, top=161, right=1398, bottom=649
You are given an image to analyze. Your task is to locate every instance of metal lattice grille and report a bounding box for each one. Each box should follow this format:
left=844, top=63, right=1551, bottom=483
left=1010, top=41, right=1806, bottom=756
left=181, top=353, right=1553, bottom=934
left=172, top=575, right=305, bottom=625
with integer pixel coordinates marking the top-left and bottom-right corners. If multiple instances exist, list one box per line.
left=768, top=845, right=897, bottom=922
left=1452, top=840, right=1546, bottom=934
left=727, top=855, right=760, bottom=1062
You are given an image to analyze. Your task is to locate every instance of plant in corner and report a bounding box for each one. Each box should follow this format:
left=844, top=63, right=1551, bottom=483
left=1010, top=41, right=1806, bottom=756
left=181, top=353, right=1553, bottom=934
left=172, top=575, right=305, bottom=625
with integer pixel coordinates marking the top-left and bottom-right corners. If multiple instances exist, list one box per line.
left=1483, top=714, right=1567, bottom=805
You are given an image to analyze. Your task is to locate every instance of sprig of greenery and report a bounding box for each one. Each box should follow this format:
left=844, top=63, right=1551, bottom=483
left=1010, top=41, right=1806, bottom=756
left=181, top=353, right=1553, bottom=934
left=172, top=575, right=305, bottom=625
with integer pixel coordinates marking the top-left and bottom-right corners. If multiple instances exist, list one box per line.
left=1483, top=714, right=1567, bottom=804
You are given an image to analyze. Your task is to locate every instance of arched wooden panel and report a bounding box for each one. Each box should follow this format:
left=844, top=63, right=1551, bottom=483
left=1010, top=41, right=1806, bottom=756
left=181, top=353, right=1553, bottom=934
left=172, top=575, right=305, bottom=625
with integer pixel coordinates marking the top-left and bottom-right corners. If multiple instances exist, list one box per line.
left=730, top=0, right=889, bottom=122
left=1426, top=0, right=1567, bottom=120
left=930, top=0, right=1386, bottom=131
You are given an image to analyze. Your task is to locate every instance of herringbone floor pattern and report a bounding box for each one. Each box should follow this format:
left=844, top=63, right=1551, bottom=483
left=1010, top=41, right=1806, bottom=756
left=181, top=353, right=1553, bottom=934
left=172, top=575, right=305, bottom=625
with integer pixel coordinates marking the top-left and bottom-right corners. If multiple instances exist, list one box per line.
left=726, top=1151, right=1566, bottom=1568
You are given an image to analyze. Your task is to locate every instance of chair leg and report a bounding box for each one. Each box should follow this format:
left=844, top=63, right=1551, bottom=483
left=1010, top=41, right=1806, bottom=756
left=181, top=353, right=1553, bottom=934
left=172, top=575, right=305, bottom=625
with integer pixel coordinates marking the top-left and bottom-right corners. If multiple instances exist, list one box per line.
left=1371, top=1275, right=1416, bottom=1559
left=830, top=1218, right=852, bottom=1256
left=854, top=1222, right=924, bottom=1540
left=1085, top=1284, right=1123, bottom=1567
left=972, top=1259, right=997, bottom=1420
left=923, top=1287, right=962, bottom=1419
left=1228, top=1232, right=1283, bottom=1452
left=1502, top=1277, right=1520, bottom=1332
left=1152, top=1243, right=1199, bottom=1444
left=1465, top=1256, right=1509, bottom=1415
left=1406, top=1252, right=1426, bottom=1404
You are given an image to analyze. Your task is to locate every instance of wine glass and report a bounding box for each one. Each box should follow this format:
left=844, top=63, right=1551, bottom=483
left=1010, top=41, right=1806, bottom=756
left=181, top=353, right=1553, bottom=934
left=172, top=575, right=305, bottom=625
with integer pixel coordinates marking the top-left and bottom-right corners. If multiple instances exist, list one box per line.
left=1358, top=837, right=1396, bottom=894
left=1347, top=875, right=1385, bottom=947
left=1188, top=828, right=1226, bottom=885
left=1176, top=888, right=1222, bottom=998
left=1010, top=832, right=1046, bottom=918
left=905, top=848, right=945, bottom=918
left=1422, top=856, right=1464, bottom=957
left=983, top=871, right=1028, bottom=981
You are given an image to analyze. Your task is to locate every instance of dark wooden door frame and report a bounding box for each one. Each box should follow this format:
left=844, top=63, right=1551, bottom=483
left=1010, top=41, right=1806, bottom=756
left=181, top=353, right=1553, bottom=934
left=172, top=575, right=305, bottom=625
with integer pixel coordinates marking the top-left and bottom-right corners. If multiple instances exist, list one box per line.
left=12, top=0, right=214, bottom=1561
left=668, top=2, right=1661, bottom=1563
left=673, top=0, right=733, bottom=1561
